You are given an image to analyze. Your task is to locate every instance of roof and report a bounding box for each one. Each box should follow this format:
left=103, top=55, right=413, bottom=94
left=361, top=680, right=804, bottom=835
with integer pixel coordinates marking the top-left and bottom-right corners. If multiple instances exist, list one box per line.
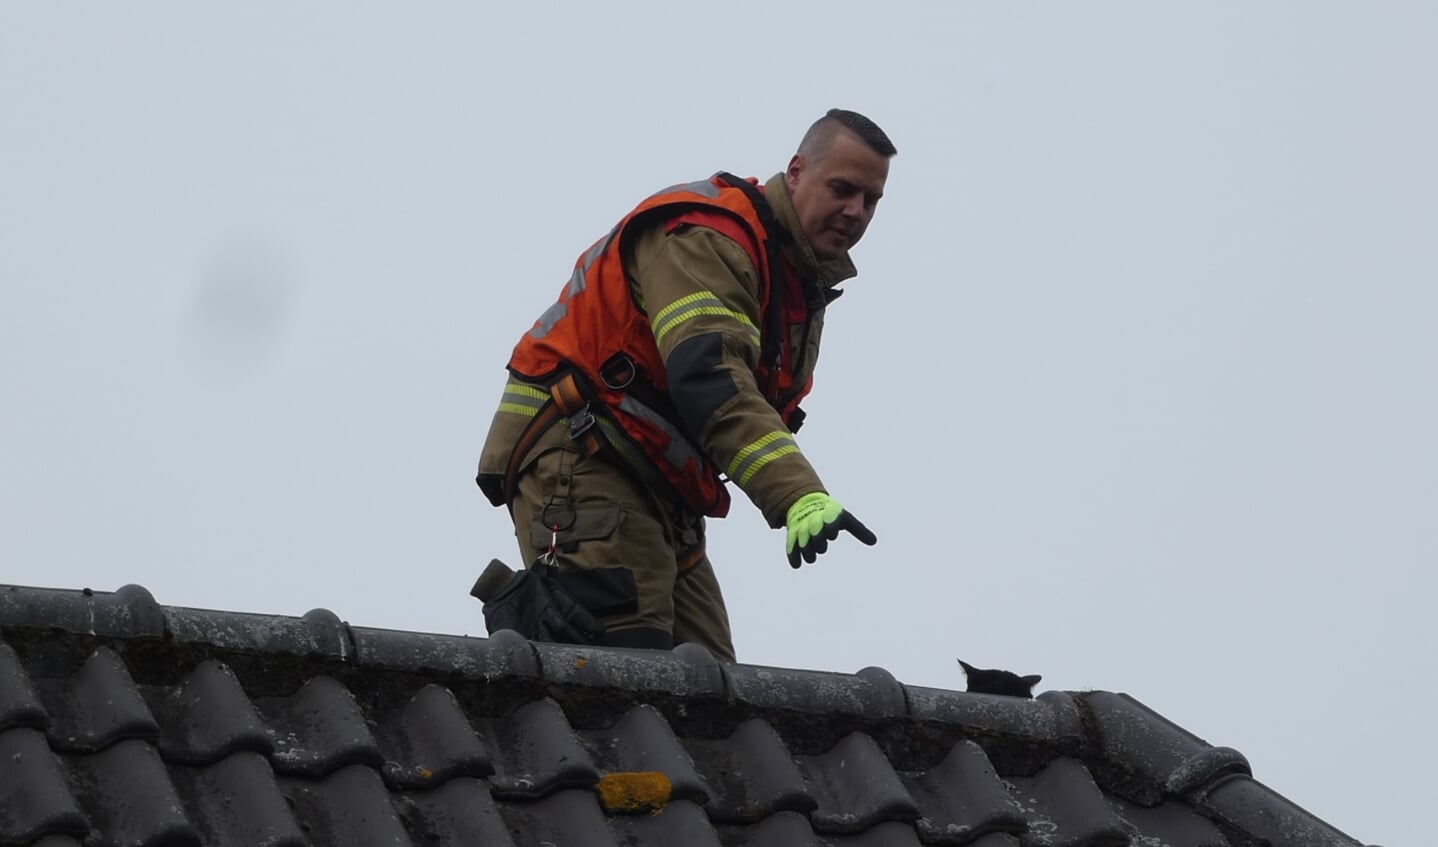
left=0, top=582, right=1374, bottom=847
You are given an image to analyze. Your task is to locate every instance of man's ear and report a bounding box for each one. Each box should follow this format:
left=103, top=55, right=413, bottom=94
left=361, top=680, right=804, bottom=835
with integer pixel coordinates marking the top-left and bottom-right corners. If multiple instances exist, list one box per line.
left=785, top=153, right=804, bottom=190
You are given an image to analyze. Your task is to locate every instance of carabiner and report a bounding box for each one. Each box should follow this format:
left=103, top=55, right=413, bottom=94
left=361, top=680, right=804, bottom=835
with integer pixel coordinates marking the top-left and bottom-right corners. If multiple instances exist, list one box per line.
left=540, top=524, right=558, bottom=566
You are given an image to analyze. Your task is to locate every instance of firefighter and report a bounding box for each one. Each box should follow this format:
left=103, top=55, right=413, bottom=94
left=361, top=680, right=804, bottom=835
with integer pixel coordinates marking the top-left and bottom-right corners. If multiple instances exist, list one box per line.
left=476, top=108, right=895, bottom=661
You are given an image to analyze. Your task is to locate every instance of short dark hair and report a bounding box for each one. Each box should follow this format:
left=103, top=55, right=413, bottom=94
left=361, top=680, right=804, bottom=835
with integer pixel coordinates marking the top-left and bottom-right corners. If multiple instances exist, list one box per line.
left=798, top=108, right=897, bottom=161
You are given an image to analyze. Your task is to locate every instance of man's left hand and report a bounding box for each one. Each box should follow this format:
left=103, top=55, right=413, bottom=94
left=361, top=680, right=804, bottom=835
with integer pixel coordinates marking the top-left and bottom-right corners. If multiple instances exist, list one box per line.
left=785, top=492, right=878, bottom=568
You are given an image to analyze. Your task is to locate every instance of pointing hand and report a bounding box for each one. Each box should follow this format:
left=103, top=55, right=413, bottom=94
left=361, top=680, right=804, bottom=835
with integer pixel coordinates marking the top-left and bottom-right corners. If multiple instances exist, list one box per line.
left=784, top=492, right=877, bottom=568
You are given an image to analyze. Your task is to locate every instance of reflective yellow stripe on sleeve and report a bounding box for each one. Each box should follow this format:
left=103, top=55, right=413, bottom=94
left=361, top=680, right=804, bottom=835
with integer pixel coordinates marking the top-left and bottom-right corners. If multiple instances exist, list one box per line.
left=727, top=430, right=800, bottom=487
left=497, top=383, right=548, bottom=417
left=652, top=292, right=761, bottom=348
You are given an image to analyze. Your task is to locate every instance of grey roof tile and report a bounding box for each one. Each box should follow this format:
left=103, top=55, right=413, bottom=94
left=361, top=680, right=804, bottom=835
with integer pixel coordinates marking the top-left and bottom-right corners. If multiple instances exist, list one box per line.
left=609, top=799, right=725, bottom=847
left=0, top=727, right=87, bottom=845
left=580, top=704, right=708, bottom=804
left=254, top=675, right=383, bottom=777
left=0, top=640, right=49, bottom=732
left=481, top=697, right=601, bottom=799
left=825, top=820, right=926, bottom=846
left=901, top=738, right=1027, bottom=844
left=494, top=788, right=617, bottom=847
left=373, top=683, right=494, bottom=791
left=1108, top=796, right=1228, bottom=847
left=36, top=647, right=159, bottom=754
left=684, top=717, right=816, bottom=824
left=392, top=777, right=516, bottom=846
left=279, top=765, right=410, bottom=846
left=727, top=810, right=827, bottom=847
left=798, top=732, right=921, bottom=834
left=1006, top=758, right=1129, bottom=847
left=143, top=659, right=272, bottom=765
left=168, top=752, right=305, bottom=847
left=0, top=582, right=1377, bottom=847
left=62, top=738, right=200, bottom=846
left=964, top=834, right=1022, bottom=847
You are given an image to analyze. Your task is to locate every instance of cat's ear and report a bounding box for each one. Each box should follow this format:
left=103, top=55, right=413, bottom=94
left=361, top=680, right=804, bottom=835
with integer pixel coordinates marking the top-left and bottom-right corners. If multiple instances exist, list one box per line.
left=957, top=659, right=977, bottom=674
left=1020, top=674, right=1042, bottom=689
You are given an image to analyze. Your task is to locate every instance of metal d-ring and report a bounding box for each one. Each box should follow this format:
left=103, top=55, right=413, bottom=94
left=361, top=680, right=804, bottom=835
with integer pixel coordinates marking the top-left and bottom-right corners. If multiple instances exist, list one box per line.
left=540, top=495, right=576, bottom=535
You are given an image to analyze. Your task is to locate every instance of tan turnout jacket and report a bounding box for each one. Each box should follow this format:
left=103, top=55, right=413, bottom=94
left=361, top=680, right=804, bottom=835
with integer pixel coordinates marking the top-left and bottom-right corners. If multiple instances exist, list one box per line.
left=478, top=173, right=858, bottom=528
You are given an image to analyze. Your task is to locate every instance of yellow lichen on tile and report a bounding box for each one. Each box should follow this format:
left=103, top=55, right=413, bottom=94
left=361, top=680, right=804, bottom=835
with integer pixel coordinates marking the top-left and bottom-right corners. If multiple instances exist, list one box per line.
left=595, top=771, right=672, bottom=814
left=575, top=657, right=587, bottom=669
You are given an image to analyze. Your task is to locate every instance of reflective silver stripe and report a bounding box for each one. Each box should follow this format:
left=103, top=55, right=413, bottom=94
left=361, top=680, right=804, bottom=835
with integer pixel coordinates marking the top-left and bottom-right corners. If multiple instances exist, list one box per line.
left=568, top=225, right=616, bottom=297
left=648, top=176, right=720, bottom=200
left=530, top=226, right=617, bottom=340
left=529, top=300, right=568, bottom=339
left=617, top=394, right=703, bottom=470
left=593, top=416, right=664, bottom=489
left=497, top=383, right=548, bottom=416
left=728, top=431, right=800, bottom=487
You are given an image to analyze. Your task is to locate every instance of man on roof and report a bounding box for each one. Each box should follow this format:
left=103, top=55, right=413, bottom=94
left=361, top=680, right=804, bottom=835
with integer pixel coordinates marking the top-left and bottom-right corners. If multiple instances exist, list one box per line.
left=476, top=108, right=895, bottom=661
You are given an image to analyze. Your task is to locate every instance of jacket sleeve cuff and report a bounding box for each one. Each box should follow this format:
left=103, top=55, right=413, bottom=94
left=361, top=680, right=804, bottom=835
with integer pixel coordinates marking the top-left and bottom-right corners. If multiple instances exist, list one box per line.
left=761, top=483, right=829, bottom=529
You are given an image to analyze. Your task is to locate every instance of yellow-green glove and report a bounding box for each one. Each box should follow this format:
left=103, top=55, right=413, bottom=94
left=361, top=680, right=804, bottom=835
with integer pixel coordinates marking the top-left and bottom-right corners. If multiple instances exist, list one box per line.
left=785, top=492, right=877, bottom=568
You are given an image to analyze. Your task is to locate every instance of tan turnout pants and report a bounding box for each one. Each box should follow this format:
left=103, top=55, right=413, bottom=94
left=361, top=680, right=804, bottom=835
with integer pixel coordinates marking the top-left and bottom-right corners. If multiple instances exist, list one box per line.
left=510, top=441, right=737, bottom=662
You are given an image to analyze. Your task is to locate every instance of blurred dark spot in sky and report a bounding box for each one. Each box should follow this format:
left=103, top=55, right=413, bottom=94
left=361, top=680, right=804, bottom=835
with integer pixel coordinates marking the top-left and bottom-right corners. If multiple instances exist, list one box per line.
left=182, top=231, right=298, bottom=378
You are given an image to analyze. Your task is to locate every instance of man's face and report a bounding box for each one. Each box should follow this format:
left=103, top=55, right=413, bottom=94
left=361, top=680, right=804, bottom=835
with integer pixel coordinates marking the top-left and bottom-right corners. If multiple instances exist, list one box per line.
left=785, top=130, right=890, bottom=262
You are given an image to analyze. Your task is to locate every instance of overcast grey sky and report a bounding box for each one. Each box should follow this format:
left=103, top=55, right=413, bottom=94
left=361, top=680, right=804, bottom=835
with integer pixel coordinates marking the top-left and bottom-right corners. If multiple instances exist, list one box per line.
left=2, top=4, right=1431, bottom=844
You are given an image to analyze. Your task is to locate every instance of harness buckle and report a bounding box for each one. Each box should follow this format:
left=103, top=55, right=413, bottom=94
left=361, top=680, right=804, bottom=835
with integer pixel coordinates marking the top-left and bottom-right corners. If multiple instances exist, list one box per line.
left=567, top=403, right=596, bottom=440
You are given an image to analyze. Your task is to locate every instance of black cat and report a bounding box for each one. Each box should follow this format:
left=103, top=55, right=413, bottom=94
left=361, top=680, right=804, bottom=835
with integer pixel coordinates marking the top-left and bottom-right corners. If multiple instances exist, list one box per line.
left=958, top=659, right=1042, bottom=699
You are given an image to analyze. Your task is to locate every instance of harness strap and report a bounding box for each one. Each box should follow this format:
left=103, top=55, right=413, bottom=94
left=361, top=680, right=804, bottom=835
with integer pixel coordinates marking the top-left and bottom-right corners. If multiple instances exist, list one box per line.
left=501, top=402, right=562, bottom=512
left=501, top=372, right=602, bottom=510
left=715, top=173, right=791, bottom=390
left=505, top=369, right=713, bottom=570
left=676, top=544, right=706, bottom=577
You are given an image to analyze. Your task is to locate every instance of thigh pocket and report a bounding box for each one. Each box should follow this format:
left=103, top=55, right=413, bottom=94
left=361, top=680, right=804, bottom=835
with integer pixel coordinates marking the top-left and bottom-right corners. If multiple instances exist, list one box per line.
left=529, top=504, right=639, bottom=619
left=530, top=504, right=624, bottom=553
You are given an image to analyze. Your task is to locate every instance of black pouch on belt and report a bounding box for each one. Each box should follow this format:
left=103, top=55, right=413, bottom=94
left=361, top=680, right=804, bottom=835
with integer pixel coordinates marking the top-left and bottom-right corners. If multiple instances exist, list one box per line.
left=472, top=558, right=636, bottom=645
